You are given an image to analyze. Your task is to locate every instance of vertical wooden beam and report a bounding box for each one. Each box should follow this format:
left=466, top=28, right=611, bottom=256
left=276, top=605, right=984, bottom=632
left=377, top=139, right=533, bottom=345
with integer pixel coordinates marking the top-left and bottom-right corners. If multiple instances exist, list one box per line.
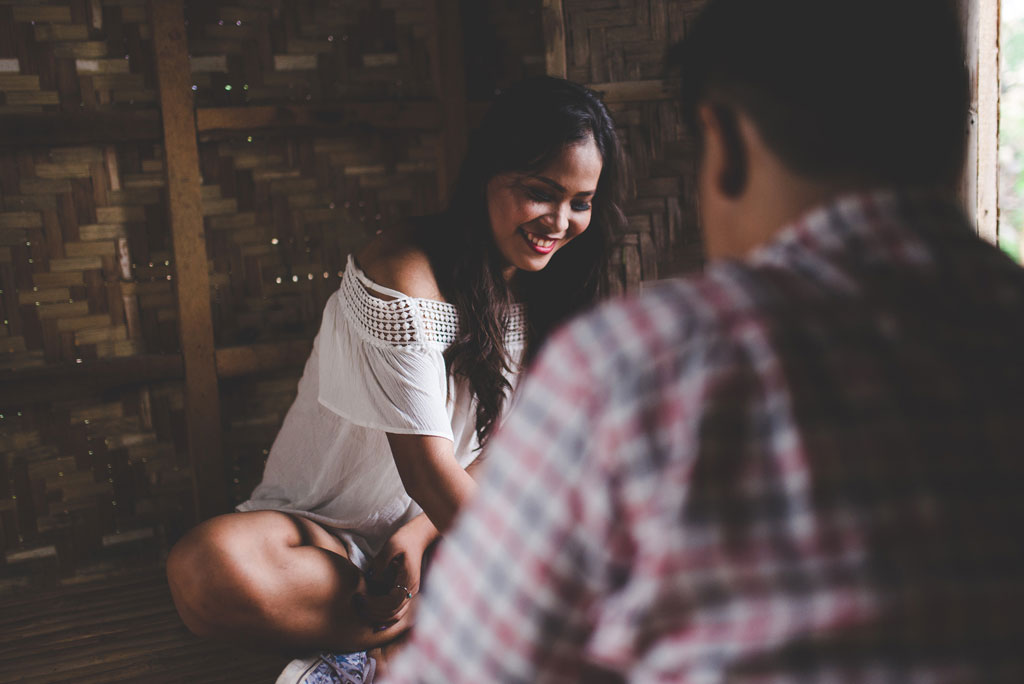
left=975, top=0, right=1000, bottom=244
left=542, top=0, right=568, bottom=78
left=959, top=0, right=1000, bottom=243
left=150, top=0, right=227, bottom=519
left=429, top=0, right=468, bottom=206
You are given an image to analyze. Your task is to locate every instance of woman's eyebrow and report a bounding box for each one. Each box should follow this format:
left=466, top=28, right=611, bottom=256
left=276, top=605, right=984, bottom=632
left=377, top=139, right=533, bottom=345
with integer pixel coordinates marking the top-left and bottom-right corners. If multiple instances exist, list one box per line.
left=531, top=175, right=597, bottom=197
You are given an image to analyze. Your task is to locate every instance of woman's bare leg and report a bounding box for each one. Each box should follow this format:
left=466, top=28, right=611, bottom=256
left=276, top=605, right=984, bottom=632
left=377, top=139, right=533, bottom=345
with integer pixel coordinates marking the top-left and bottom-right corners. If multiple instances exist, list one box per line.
left=166, top=510, right=410, bottom=653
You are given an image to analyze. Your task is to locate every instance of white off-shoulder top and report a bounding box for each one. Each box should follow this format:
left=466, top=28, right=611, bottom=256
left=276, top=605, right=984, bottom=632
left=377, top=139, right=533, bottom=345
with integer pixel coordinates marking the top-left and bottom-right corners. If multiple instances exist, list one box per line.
left=238, top=255, right=526, bottom=568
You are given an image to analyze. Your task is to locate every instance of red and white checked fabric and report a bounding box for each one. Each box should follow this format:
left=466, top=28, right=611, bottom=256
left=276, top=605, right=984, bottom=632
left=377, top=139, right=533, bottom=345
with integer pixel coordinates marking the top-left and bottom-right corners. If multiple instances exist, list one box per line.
left=384, top=191, right=1024, bottom=683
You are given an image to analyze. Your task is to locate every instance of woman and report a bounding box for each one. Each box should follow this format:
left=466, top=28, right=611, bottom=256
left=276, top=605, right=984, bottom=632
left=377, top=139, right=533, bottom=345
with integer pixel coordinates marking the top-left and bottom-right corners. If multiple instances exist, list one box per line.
left=166, top=76, right=626, bottom=672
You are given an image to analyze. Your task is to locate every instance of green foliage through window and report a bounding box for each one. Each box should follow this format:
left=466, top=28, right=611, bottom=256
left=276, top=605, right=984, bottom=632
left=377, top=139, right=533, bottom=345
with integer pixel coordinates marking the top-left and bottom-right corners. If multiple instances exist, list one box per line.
left=1000, top=0, right=1024, bottom=262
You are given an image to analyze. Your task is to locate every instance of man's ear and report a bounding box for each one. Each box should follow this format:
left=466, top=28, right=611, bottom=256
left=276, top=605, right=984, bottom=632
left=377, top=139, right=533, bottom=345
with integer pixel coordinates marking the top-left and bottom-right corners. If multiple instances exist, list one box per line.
left=699, top=104, right=748, bottom=198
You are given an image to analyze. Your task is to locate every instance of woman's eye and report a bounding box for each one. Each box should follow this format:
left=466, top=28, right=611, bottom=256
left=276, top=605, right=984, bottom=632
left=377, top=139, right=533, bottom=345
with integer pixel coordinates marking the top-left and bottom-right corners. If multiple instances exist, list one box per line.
left=571, top=201, right=592, bottom=212
left=525, top=187, right=553, bottom=203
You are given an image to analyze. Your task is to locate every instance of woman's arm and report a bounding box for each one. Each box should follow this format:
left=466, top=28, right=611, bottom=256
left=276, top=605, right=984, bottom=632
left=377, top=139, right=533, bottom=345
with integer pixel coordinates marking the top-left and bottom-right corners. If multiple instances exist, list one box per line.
left=387, top=454, right=489, bottom=550
left=385, top=433, right=477, bottom=534
left=358, top=447, right=489, bottom=628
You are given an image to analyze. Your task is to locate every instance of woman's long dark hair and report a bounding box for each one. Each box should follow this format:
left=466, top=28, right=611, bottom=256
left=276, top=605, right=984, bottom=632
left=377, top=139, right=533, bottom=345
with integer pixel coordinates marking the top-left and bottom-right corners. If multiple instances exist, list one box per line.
left=417, top=76, right=626, bottom=447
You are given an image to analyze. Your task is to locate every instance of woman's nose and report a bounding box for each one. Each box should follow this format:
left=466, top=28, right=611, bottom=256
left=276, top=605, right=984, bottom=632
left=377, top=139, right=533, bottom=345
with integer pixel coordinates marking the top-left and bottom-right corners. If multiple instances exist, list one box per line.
left=544, top=204, right=570, bottom=233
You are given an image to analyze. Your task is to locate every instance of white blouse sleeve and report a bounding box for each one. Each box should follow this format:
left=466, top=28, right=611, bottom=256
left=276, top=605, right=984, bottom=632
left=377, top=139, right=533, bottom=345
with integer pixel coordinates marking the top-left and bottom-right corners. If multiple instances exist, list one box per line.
left=315, top=264, right=456, bottom=442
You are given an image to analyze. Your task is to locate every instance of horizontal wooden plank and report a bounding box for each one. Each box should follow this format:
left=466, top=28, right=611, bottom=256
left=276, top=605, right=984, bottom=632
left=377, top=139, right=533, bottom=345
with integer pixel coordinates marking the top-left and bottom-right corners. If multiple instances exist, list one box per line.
left=0, top=355, right=183, bottom=408
left=0, top=74, right=42, bottom=91
left=0, top=212, right=41, bottom=229
left=214, top=339, right=311, bottom=378
left=0, top=340, right=311, bottom=408
left=195, top=102, right=443, bottom=135
left=0, top=101, right=448, bottom=148
left=32, top=271, right=85, bottom=288
left=16, top=288, right=70, bottom=305
left=589, top=79, right=677, bottom=102
left=6, top=91, right=60, bottom=106
left=75, top=58, right=131, bottom=74
left=0, top=111, right=163, bottom=147
left=12, top=6, right=73, bottom=24
left=33, top=24, right=89, bottom=41
left=96, top=206, right=145, bottom=223
left=49, top=256, right=103, bottom=272
left=63, top=239, right=115, bottom=258
left=36, top=301, right=90, bottom=319
left=55, top=314, right=112, bottom=333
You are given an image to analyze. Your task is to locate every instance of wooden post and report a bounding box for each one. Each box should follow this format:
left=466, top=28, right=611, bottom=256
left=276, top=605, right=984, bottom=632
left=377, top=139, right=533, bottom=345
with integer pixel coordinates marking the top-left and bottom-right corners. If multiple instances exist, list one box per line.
left=975, top=0, right=1000, bottom=244
left=959, top=0, right=1000, bottom=243
left=542, top=0, right=568, bottom=78
left=429, top=0, right=468, bottom=205
left=150, top=0, right=227, bottom=519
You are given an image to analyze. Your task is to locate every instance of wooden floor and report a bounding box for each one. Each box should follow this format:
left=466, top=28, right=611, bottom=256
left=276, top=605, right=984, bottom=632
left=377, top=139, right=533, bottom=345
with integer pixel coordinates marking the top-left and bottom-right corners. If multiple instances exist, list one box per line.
left=0, top=567, right=289, bottom=683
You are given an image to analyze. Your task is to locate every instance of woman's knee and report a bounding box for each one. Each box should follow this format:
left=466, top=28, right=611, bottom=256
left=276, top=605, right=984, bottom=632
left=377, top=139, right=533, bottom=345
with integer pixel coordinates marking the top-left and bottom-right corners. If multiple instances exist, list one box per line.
left=166, top=514, right=274, bottom=637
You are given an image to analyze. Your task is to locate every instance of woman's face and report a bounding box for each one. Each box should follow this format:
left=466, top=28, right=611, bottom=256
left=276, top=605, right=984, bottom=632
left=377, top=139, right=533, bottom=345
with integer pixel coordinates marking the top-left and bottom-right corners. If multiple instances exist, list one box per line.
left=486, top=137, right=603, bottom=274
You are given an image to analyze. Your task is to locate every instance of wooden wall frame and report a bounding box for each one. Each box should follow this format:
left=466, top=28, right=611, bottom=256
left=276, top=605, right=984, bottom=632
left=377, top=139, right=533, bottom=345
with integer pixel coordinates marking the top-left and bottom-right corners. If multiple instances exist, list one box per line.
left=960, top=0, right=1000, bottom=243
left=150, top=0, right=227, bottom=519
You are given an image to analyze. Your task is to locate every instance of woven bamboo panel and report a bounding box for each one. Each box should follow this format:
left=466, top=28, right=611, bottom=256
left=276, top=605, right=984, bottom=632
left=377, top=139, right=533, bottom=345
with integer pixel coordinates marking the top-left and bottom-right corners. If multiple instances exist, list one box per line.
left=185, top=0, right=436, bottom=107
left=0, top=143, right=179, bottom=372
left=0, top=0, right=156, bottom=114
left=563, top=0, right=701, bottom=84
left=463, top=0, right=547, bottom=100
left=552, top=0, right=707, bottom=290
left=219, top=369, right=300, bottom=506
left=0, top=382, right=193, bottom=595
left=609, top=98, right=702, bottom=292
left=199, top=130, right=440, bottom=346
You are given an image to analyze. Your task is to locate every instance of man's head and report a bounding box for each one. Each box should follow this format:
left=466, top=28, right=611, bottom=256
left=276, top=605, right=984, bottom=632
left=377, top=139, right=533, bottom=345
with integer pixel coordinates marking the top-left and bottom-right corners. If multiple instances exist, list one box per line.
left=672, top=0, right=969, bottom=258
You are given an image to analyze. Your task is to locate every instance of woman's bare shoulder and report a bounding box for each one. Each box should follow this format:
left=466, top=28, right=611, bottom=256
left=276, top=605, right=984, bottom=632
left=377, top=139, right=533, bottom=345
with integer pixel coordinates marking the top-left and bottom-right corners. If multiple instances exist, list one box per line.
left=355, top=221, right=445, bottom=302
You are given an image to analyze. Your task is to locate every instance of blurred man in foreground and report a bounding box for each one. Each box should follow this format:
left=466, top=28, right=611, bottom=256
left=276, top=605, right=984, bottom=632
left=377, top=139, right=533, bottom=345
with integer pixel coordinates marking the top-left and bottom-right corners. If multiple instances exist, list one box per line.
left=385, top=0, right=1024, bottom=681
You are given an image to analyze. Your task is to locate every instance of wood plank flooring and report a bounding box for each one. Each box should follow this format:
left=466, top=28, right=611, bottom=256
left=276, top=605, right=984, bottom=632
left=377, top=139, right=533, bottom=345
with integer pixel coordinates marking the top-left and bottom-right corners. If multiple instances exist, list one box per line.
left=0, top=567, right=289, bottom=683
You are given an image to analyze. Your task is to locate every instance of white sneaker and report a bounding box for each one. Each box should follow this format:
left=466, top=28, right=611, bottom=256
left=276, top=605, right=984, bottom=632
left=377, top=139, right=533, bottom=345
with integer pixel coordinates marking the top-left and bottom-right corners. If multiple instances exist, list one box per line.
left=275, top=651, right=376, bottom=684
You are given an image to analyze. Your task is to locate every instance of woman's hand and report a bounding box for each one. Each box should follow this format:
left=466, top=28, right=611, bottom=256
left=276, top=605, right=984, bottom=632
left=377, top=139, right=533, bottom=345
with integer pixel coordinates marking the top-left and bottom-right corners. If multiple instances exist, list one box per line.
left=354, top=516, right=438, bottom=630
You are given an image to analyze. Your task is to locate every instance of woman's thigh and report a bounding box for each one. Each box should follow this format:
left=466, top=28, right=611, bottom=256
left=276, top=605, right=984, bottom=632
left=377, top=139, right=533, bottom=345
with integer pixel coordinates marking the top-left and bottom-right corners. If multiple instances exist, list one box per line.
left=167, top=510, right=365, bottom=642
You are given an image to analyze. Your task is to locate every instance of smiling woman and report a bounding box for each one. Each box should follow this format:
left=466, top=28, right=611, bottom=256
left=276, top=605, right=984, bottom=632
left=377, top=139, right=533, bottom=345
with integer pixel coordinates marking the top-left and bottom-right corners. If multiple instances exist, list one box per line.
left=486, top=139, right=604, bottom=271
left=165, top=75, right=627, bottom=680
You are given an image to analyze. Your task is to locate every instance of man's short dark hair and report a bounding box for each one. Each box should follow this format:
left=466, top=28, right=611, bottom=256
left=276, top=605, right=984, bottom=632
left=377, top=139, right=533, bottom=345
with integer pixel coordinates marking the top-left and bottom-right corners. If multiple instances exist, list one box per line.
left=672, top=0, right=969, bottom=189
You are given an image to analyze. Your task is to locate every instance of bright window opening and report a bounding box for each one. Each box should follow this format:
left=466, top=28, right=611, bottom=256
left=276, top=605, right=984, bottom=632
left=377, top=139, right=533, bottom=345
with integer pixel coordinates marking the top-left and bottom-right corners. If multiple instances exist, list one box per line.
left=1000, top=0, right=1024, bottom=261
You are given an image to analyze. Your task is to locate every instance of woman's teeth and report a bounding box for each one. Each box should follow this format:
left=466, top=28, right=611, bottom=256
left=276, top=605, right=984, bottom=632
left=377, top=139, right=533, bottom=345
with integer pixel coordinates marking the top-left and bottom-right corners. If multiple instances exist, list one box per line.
left=523, top=231, right=556, bottom=249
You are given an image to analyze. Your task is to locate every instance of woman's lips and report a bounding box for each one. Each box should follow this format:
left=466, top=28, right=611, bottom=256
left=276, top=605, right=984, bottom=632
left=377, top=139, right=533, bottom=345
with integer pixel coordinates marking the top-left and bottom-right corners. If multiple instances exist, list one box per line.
left=520, top=228, right=558, bottom=255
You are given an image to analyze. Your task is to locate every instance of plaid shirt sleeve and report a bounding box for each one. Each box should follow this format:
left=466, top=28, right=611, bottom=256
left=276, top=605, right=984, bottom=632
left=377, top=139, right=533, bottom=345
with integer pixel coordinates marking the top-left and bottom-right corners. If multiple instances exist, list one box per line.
left=382, top=301, right=655, bottom=684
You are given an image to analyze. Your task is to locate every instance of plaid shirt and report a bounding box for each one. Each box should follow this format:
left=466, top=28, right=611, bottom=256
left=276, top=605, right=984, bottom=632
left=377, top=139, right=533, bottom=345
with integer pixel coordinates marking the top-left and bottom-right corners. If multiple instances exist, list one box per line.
left=384, top=192, right=1024, bottom=683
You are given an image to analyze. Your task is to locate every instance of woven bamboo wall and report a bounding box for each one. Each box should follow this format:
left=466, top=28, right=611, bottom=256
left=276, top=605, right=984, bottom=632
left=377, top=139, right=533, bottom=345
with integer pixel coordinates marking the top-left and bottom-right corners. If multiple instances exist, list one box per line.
left=0, top=383, right=191, bottom=593
left=199, top=131, right=440, bottom=347
left=0, top=1, right=188, bottom=592
left=557, top=0, right=706, bottom=291
left=0, top=0, right=707, bottom=593
left=187, top=1, right=436, bottom=106
left=0, top=0, right=157, bottom=114
left=462, top=0, right=546, bottom=100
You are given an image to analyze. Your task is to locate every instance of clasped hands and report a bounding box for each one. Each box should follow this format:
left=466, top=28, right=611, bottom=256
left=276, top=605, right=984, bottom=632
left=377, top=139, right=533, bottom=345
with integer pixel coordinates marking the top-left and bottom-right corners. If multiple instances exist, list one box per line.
left=352, top=521, right=433, bottom=633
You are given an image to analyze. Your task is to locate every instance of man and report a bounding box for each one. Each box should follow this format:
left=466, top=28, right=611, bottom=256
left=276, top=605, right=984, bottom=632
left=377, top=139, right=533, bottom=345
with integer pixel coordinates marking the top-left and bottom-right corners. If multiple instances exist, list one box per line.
left=384, top=0, right=1024, bottom=681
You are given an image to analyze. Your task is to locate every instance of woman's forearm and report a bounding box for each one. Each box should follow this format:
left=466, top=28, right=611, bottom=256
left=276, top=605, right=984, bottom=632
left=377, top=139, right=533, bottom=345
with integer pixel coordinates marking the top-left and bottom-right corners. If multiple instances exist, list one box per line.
left=394, top=455, right=489, bottom=545
left=386, top=433, right=478, bottom=533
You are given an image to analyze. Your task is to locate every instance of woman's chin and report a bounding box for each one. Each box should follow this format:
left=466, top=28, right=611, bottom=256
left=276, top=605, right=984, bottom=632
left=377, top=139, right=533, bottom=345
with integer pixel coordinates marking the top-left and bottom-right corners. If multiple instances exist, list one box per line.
left=512, top=254, right=554, bottom=272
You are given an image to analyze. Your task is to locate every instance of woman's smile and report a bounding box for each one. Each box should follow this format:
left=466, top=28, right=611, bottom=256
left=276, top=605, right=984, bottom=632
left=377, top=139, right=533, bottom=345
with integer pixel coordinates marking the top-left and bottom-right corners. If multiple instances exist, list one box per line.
left=520, top=228, right=559, bottom=254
